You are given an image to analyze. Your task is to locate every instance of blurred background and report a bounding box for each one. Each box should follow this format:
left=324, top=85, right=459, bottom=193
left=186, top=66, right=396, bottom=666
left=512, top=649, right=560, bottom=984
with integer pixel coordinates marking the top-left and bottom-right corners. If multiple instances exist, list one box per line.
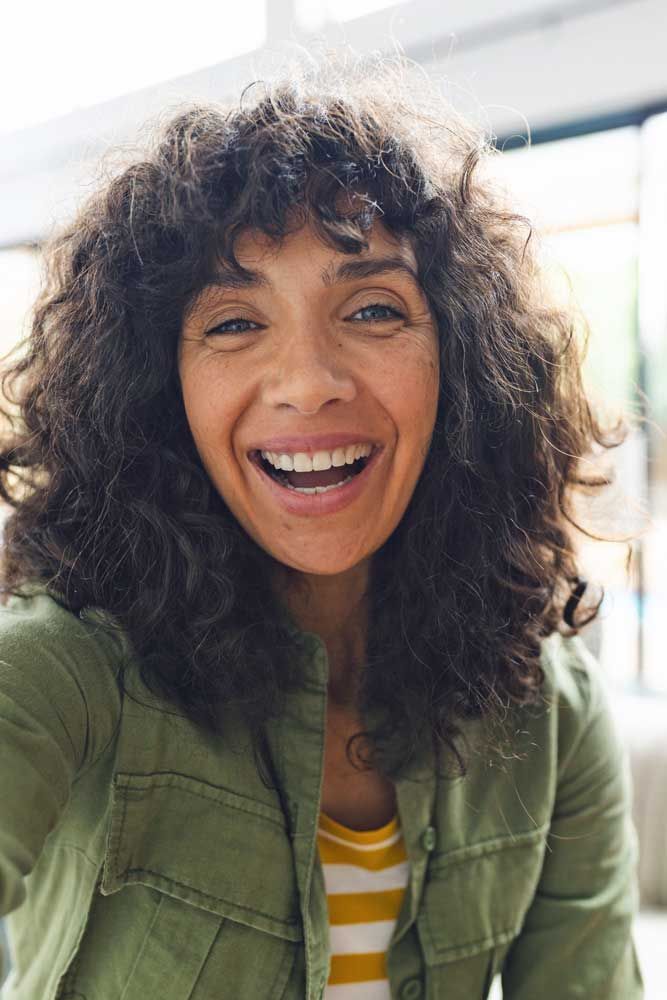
left=0, top=1, right=665, bottom=996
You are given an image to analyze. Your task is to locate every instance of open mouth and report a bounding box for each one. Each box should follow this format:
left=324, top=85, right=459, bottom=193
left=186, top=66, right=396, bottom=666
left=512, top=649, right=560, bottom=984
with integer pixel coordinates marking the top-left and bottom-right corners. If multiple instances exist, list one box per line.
left=249, top=448, right=377, bottom=494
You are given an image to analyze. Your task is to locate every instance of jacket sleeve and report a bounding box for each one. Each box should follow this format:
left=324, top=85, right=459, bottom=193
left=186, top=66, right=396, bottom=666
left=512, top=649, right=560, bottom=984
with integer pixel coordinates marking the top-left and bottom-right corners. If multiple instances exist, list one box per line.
left=501, top=634, right=644, bottom=999
left=0, top=590, right=122, bottom=980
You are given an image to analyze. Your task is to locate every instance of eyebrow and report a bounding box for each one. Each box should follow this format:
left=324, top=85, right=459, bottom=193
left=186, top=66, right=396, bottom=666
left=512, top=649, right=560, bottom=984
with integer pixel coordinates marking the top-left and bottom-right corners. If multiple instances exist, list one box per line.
left=321, top=256, right=420, bottom=287
left=205, top=255, right=421, bottom=293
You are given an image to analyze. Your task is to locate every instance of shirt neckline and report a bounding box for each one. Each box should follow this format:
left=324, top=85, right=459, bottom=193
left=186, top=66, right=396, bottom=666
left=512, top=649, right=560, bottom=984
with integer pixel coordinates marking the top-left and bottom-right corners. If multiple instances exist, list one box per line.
left=318, top=808, right=400, bottom=844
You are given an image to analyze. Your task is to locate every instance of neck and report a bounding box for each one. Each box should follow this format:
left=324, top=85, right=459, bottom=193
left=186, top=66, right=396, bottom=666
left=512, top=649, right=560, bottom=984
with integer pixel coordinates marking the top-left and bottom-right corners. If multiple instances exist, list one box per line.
left=273, top=561, right=371, bottom=706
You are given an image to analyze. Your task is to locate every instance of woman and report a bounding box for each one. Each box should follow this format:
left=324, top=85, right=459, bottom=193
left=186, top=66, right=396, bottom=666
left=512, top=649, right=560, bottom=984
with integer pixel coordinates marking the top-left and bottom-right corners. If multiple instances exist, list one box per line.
left=0, top=56, right=642, bottom=998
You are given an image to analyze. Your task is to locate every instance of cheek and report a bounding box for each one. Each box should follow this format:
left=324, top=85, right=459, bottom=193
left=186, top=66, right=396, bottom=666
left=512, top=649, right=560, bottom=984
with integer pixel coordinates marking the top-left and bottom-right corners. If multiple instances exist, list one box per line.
left=388, top=345, right=440, bottom=420
left=181, top=369, right=227, bottom=457
left=181, top=378, right=208, bottom=441
left=420, top=341, right=441, bottom=409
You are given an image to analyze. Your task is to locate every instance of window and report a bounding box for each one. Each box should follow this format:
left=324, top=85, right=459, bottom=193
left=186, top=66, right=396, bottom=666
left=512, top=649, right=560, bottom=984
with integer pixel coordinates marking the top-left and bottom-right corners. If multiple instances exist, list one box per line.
left=497, top=121, right=666, bottom=693
left=0, top=2, right=267, bottom=135
left=0, top=247, right=41, bottom=355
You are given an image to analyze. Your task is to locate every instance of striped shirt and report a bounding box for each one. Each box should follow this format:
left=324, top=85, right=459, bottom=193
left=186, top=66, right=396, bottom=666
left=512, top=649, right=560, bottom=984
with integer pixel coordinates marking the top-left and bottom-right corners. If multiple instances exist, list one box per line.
left=317, top=810, right=410, bottom=998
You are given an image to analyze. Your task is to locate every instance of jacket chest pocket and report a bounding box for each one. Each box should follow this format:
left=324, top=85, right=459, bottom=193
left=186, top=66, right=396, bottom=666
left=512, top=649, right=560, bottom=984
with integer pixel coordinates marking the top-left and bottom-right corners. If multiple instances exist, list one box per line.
left=416, top=827, right=548, bottom=1000
left=87, top=771, right=303, bottom=1000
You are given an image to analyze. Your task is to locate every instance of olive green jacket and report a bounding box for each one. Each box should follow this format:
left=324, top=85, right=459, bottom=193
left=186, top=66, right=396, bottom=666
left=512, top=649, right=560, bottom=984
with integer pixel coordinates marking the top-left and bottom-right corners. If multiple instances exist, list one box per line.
left=0, top=588, right=643, bottom=999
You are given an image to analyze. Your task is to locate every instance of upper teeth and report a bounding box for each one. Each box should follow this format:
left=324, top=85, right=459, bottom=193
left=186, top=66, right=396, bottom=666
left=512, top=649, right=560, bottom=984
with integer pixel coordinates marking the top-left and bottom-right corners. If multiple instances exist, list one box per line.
left=260, top=442, right=373, bottom=472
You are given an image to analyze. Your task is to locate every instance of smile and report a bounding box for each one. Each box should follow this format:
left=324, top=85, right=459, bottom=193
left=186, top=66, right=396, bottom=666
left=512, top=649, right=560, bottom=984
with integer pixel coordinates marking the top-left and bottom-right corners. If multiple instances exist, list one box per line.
left=254, top=447, right=375, bottom=491
left=248, top=446, right=384, bottom=517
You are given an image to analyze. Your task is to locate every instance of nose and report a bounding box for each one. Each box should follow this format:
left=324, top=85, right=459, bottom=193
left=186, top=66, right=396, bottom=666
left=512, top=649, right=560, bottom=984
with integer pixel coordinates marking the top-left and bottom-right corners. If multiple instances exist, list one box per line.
left=261, top=326, right=357, bottom=415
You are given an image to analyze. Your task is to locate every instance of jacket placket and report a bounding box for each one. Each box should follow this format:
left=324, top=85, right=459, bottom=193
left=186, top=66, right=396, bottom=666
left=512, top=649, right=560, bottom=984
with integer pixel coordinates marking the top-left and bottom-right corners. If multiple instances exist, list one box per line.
left=264, top=630, right=332, bottom=1000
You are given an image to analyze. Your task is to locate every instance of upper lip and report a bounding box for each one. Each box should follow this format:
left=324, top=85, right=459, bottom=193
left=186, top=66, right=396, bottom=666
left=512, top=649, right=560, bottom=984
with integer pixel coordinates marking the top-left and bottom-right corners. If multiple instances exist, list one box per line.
left=248, top=433, right=381, bottom=456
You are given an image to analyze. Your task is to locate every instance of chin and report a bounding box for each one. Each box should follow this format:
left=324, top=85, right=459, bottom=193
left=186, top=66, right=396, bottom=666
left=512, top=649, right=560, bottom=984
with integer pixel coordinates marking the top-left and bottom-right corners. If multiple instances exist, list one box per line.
left=271, top=549, right=370, bottom=577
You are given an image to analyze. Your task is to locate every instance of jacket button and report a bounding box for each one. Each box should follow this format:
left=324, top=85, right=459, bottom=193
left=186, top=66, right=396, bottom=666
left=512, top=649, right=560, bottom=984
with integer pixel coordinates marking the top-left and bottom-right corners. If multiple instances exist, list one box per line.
left=399, top=976, right=423, bottom=999
left=421, top=825, right=436, bottom=852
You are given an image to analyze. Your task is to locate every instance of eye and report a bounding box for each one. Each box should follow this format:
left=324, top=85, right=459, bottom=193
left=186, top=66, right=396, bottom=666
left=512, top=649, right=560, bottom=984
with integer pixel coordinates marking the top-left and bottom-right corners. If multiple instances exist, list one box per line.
left=348, top=302, right=405, bottom=323
left=205, top=317, right=262, bottom=336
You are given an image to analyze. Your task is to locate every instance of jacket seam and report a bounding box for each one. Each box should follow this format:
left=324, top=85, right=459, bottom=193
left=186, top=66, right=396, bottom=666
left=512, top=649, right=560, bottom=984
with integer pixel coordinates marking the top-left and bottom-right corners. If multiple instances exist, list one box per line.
left=427, top=823, right=549, bottom=872
left=115, top=770, right=130, bottom=884
left=56, top=842, right=99, bottom=868
left=118, top=867, right=301, bottom=930
left=118, top=894, right=165, bottom=1000
left=115, top=772, right=288, bottom=827
left=551, top=636, right=596, bottom=781
left=72, top=710, right=122, bottom=787
left=424, top=925, right=520, bottom=963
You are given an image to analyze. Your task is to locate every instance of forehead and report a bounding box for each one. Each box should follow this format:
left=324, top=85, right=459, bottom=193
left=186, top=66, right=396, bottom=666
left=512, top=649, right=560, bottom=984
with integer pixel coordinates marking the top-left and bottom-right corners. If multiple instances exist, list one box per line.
left=183, top=223, right=424, bottom=322
left=183, top=221, right=424, bottom=321
left=231, top=220, right=417, bottom=270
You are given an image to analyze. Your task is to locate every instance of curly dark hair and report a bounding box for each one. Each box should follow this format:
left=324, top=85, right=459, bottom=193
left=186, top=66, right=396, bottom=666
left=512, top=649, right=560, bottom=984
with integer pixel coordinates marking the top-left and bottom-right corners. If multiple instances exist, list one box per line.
left=0, top=54, right=624, bottom=778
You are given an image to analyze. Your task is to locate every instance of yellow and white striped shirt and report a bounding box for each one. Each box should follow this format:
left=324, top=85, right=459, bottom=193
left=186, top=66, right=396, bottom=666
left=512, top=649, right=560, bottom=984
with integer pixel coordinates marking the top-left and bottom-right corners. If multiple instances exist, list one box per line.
left=317, top=810, right=410, bottom=998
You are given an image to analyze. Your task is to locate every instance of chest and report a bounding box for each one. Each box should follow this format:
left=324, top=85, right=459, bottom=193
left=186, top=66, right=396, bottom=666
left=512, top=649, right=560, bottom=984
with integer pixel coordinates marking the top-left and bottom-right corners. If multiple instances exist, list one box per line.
left=320, top=709, right=397, bottom=830
left=22, top=681, right=554, bottom=1000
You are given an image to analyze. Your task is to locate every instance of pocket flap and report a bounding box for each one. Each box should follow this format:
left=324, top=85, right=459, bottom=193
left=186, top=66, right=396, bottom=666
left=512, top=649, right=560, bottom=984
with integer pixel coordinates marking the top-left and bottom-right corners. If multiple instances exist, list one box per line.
left=417, top=826, right=548, bottom=964
left=101, top=771, right=303, bottom=941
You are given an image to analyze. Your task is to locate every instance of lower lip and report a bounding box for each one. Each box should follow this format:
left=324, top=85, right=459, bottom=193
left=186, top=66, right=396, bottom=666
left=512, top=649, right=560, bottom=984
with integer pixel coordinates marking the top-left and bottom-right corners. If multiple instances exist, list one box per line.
left=249, top=448, right=384, bottom=517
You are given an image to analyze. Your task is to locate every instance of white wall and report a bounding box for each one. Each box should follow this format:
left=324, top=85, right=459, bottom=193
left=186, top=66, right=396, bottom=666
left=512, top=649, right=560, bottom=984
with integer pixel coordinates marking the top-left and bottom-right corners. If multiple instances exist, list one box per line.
left=426, top=0, right=667, bottom=139
left=1, top=0, right=665, bottom=246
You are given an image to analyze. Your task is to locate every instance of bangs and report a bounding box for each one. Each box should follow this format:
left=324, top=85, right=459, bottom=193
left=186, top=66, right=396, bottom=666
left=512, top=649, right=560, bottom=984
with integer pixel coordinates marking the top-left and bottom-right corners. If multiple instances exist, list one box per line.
left=175, top=98, right=432, bottom=286
left=208, top=167, right=411, bottom=281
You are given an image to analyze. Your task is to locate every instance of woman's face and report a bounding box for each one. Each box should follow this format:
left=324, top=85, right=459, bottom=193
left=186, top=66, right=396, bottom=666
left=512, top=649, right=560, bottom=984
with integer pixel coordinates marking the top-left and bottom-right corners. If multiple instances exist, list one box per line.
left=178, top=221, right=439, bottom=577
